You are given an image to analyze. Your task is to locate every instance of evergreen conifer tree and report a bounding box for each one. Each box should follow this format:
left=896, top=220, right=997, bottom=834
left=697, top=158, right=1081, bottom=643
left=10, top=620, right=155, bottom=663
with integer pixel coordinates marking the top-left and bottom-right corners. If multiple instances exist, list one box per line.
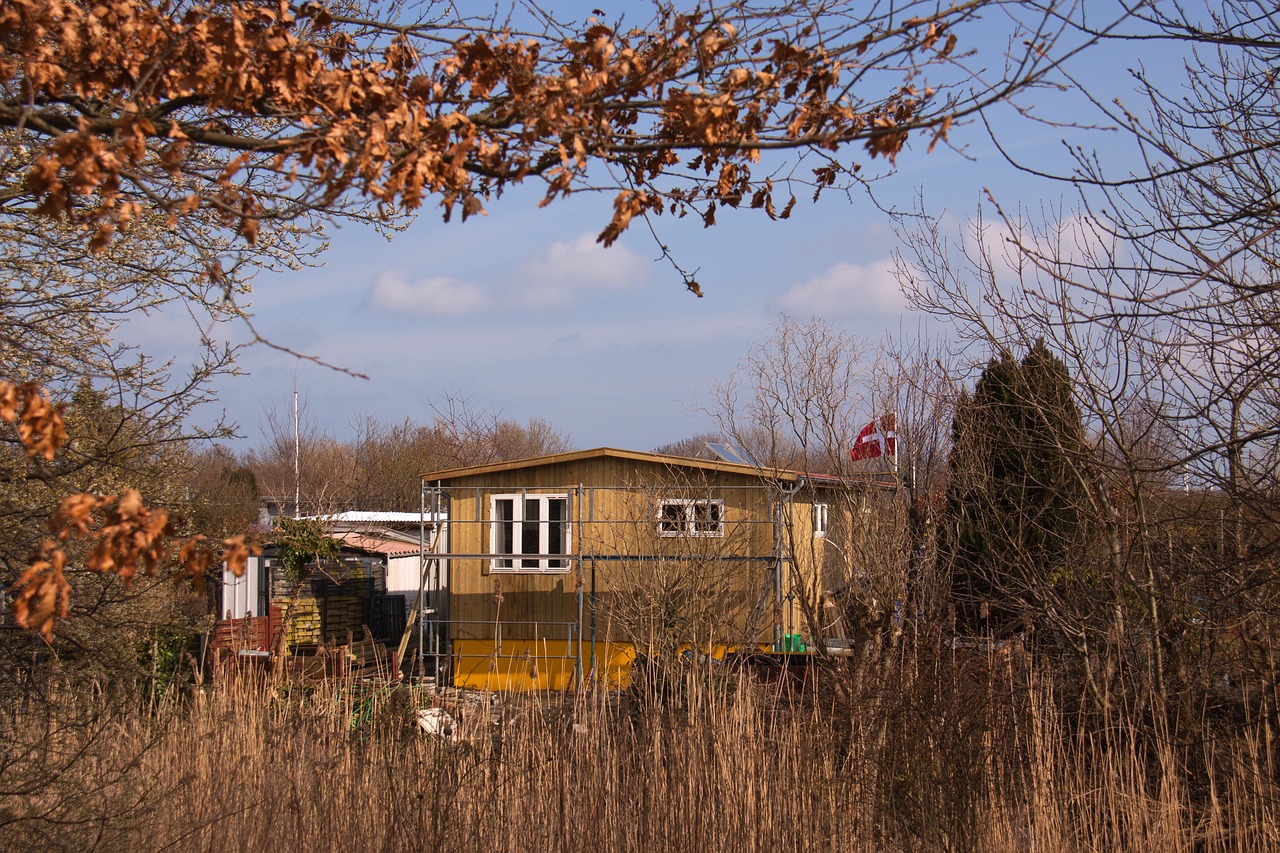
left=943, top=341, right=1089, bottom=635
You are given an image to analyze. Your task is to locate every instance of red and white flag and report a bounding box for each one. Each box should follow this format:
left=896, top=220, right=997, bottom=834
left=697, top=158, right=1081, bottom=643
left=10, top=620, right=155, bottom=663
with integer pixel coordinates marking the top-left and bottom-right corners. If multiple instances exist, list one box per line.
left=850, top=414, right=896, bottom=463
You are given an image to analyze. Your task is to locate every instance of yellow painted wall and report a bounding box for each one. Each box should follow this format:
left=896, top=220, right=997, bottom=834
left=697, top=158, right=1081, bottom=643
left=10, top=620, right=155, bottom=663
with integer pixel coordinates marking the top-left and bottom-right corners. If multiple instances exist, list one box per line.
left=429, top=452, right=837, bottom=688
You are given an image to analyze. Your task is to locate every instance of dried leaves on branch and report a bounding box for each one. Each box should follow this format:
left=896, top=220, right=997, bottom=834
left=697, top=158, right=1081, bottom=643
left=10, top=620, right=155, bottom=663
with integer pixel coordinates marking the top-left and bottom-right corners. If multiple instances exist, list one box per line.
left=0, top=0, right=1072, bottom=637
left=2, top=0, right=1067, bottom=253
left=0, top=381, right=256, bottom=639
left=12, top=491, right=258, bottom=640
left=0, top=381, right=67, bottom=461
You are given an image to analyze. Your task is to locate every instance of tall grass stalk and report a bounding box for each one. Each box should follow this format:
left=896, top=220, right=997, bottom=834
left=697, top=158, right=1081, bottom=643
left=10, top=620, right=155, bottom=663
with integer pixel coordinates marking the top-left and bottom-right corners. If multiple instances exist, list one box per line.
left=2, top=645, right=1277, bottom=851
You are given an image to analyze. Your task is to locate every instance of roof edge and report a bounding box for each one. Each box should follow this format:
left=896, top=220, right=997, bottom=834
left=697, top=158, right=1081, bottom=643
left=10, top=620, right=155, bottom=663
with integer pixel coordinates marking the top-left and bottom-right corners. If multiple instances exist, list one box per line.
left=420, top=446, right=802, bottom=483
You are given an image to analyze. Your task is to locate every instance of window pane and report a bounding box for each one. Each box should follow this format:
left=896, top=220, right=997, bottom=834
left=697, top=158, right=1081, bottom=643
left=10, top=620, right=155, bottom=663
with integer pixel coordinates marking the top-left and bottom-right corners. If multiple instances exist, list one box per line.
left=693, top=501, right=721, bottom=533
left=495, top=498, right=514, bottom=568
left=521, top=499, right=541, bottom=567
left=547, top=498, right=566, bottom=566
left=659, top=502, right=685, bottom=534
left=548, top=497, right=566, bottom=524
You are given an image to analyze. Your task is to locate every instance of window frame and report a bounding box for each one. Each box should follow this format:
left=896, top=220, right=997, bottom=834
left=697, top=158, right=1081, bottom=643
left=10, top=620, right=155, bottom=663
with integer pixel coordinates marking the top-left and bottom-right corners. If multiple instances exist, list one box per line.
left=812, top=502, right=830, bottom=538
left=656, top=498, right=725, bottom=538
left=490, top=493, right=572, bottom=573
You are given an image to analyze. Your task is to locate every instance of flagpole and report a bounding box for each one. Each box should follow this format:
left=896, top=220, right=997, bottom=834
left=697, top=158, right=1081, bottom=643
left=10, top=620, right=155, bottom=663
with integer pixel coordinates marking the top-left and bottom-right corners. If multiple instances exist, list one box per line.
left=892, top=410, right=899, bottom=474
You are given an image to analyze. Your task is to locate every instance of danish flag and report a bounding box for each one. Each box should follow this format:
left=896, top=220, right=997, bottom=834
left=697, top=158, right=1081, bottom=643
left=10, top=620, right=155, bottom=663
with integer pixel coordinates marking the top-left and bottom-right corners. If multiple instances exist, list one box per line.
left=850, top=414, right=897, bottom=463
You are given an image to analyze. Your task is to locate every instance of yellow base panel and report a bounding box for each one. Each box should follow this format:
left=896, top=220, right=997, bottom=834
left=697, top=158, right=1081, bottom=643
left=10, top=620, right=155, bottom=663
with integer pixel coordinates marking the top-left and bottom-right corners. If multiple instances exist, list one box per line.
left=450, top=640, right=637, bottom=692
left=447, top=641, right=771, bottom=691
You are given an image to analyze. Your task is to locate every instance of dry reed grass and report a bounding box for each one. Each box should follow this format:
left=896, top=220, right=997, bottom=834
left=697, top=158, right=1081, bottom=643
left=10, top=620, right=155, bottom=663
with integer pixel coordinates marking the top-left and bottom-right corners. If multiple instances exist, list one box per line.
left=1, top=642, right=1277, bottom=852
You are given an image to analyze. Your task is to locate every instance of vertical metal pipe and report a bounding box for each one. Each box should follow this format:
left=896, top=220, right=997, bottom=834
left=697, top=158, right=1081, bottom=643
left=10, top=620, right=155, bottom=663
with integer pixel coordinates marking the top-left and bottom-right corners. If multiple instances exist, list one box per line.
left=589, top=486, right=597, bottom=680
left=418, top=477, right=425, bottom=680
left=293, top=389, right=300, bottom=518
left=434, top=482, right=445, bottom=677
left=576, top=484, right=583, bottom=688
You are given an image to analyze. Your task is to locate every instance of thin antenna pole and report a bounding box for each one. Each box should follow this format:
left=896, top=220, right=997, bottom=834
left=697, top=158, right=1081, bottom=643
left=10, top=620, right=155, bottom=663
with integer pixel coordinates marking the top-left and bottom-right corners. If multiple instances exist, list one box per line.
left=293, top=389, right=300, bottom=519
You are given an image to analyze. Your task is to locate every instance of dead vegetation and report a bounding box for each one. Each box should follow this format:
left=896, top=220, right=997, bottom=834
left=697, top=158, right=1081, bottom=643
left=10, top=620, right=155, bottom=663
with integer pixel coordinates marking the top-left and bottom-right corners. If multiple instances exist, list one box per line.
left=2, top=642, right=1277, bottom=852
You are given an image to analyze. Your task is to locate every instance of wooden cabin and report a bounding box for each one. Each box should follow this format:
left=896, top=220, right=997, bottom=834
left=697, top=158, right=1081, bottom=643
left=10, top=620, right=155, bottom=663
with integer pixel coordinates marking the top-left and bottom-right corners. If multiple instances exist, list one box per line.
left=419, top=447, right=851, bottom=690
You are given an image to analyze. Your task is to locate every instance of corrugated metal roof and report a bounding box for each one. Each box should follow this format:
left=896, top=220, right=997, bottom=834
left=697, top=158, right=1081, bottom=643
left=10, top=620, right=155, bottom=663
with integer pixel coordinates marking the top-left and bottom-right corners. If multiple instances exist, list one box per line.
left=335, top=532, right=426, bottom=557
left=305, top=511, right=445, bottom=524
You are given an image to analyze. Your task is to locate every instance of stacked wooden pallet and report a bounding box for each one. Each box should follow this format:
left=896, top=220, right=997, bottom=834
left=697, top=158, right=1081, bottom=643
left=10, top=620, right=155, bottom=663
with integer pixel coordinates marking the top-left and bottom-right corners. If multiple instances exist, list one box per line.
left=279, top=598, right=323, bottom=645
left=322, top=593, right=363, bottom=640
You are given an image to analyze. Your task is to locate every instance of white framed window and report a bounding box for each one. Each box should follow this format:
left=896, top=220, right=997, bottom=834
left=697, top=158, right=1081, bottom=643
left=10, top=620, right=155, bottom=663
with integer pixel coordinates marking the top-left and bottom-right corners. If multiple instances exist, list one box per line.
left=657, top=498, right=724, bottom=537
left=491, top=494, right=571, bottom=572
left=812, top=503, right=830, bottom=538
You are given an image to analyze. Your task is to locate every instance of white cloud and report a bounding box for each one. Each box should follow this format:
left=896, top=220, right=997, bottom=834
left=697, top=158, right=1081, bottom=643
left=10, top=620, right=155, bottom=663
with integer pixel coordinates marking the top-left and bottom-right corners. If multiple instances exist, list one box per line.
left=366, top=235, right=650, bottom=317
left=960, top=210, right=1125, bottom=285
left=774, top=258, right=904, bottom=317
left=505, top=234, right=649, bottom=308
left=367, top=268, right=491, bottom=316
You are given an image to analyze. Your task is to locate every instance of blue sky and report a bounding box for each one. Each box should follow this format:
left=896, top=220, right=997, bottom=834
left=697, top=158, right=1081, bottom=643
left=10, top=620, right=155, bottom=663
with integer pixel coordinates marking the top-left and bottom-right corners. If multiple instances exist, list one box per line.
left=134, top=1, right=1162, bottom=453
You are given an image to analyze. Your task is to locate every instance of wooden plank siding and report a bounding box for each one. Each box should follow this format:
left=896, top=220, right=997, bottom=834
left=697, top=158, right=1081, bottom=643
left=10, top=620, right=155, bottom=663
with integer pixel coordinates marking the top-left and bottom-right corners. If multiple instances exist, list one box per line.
left=423, top=448, right=838, bottom=687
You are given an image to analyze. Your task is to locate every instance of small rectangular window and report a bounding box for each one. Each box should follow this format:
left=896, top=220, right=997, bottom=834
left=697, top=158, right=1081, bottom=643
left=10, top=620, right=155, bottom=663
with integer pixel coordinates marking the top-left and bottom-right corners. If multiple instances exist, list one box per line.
left=813, top=503, right=829, bottom=538
left=491, top=494, right=571, bottom=572
left=657, top=499, right=725, bottom=537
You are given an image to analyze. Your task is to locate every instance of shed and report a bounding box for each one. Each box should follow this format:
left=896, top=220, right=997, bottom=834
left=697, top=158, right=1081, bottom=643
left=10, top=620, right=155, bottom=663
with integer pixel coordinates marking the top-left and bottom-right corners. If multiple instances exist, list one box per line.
left=420, top=447, right=852, bottom=690
left=220, top=541, right=403, bottom=649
